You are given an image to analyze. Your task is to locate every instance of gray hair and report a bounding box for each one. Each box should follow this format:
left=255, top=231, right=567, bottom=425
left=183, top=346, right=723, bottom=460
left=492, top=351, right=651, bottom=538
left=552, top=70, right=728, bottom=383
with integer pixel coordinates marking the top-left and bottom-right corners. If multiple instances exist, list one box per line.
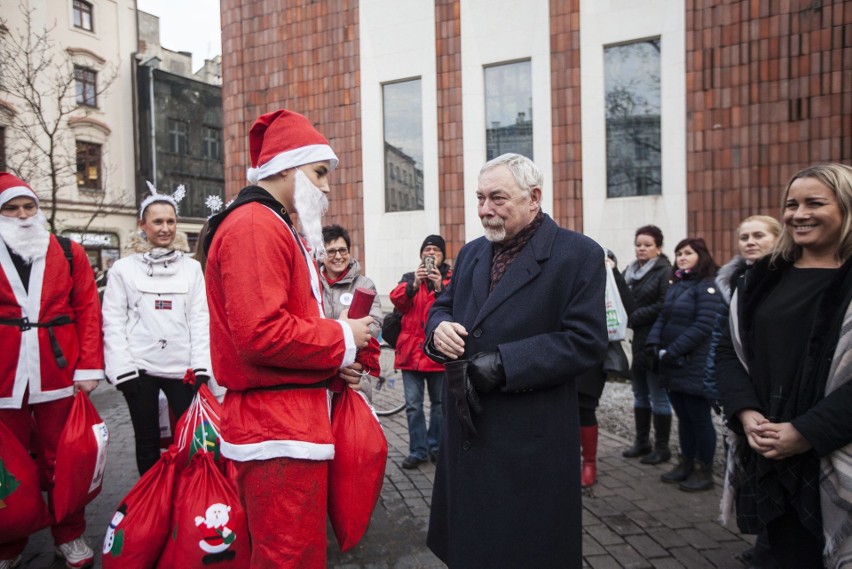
left=479, top=153, right=543, bottom=195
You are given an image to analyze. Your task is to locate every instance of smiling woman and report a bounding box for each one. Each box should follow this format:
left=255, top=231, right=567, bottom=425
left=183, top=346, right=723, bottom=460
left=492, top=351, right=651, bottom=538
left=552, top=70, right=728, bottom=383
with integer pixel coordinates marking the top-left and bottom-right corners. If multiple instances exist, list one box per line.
left=717, top=164, right=852, bottom=569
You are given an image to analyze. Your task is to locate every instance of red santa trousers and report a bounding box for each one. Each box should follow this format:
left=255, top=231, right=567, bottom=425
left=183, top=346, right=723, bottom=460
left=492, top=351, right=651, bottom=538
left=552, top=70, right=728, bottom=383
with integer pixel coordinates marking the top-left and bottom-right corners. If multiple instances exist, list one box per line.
left=0, top=393, right=85, bottom=559
left=235, top=457, right=328, bottom=569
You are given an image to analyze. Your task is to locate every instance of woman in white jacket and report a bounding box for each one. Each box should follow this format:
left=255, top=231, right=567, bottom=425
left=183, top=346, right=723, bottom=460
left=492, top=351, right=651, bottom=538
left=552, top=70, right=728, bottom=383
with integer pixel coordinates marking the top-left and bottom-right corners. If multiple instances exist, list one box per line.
left=102, top=187, right=215, bottom=474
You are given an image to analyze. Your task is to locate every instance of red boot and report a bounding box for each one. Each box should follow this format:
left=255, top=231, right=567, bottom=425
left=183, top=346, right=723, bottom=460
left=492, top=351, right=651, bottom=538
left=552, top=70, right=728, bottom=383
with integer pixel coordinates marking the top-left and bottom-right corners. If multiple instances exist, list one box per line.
left=581, top=425, right=598, bottom=487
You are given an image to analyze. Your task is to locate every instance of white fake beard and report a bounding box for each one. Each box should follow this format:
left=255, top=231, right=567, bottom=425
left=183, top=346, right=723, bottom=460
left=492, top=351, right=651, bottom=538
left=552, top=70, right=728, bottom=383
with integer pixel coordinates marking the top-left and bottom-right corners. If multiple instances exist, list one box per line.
left=293, top=169, right=329, bottom=260
left=0, top=210, right=50, bottom=263
left=482, top=217, right=507, bottom=243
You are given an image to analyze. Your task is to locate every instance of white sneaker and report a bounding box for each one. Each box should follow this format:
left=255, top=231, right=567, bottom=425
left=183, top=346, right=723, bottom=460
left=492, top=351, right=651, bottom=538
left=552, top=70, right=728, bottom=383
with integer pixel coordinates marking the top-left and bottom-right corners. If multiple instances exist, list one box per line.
left=55, top=537, right=94, bottom=569
left=0, top=555, right=22, bottom=569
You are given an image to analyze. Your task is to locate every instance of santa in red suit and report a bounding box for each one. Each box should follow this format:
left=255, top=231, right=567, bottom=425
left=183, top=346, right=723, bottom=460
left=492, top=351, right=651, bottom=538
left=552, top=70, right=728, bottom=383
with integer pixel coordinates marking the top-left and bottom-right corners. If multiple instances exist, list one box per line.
left=202, top=110, right=374, bottom=568
left=0, top=172, right=103, bottom=569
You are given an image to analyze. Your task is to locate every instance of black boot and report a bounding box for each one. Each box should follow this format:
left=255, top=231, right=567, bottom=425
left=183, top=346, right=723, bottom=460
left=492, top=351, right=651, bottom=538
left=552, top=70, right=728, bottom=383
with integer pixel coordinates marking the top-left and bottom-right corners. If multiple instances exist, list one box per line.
left=640, top=413, right=672, bottom=465
left=660, top=455, right=694, bottom=483
left=622, top=408, right=652, bottom=458
left=678, top=461, right=714, bottom=492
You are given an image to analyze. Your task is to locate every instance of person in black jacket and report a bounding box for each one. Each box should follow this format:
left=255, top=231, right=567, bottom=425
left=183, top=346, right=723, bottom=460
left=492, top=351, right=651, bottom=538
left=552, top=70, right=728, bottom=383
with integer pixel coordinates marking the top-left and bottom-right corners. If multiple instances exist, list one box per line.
left=647, top=237, right=721, bottom=491
left=576, top=249, right=636, bottom=487
left=622, top=225, right=673, bottom=464
left=717, top=164, right=852, bottom=569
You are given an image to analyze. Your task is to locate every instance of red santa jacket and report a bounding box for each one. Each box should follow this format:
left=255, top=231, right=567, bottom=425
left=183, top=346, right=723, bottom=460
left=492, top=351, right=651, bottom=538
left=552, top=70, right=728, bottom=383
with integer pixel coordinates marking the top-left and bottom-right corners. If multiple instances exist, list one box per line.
left=0, top=236, right=104, bottom=408
left=206, top=201, right=356, bottom=462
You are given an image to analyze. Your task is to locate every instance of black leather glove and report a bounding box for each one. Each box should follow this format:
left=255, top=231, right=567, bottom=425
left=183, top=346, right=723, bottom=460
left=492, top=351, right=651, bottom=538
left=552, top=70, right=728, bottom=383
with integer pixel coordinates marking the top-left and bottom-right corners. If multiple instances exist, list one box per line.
left=644, top=345, right=660, bottom=373
left=468, top=352, right=505, bottom=394
left=194, top=373, right=210, bottom=391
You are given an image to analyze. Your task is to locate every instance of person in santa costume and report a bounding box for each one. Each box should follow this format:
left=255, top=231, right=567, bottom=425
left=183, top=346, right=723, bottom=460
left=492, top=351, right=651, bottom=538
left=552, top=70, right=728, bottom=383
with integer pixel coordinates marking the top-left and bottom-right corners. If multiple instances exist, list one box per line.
left=102, top=183, right=219, bottom=475
left=202, top=109, right=374, bottom=569
left=0, top=172, right=103, bottom=569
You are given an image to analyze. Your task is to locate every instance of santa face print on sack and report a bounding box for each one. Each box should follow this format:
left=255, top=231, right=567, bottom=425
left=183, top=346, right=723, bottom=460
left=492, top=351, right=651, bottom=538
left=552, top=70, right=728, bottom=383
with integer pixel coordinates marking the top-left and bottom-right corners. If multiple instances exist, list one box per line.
left=195, top=502, right=237, bottom=563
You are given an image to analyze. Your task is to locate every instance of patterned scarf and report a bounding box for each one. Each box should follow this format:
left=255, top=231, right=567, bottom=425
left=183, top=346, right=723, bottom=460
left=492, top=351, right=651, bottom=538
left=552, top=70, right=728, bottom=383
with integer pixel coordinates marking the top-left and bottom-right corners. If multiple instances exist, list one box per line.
left=489, top=210, right=544, bottom=293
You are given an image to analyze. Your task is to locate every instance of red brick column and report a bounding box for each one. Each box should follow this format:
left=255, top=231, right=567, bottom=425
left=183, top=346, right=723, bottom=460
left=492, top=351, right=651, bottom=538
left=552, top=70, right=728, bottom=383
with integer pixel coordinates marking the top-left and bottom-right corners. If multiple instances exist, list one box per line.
left=219, top=0, right=366, bottom=260
left=549, top=0, right=583, bottom=231
left=686, top=0, right=852, bottom=259
left=435, top=0, right=465, bottom=261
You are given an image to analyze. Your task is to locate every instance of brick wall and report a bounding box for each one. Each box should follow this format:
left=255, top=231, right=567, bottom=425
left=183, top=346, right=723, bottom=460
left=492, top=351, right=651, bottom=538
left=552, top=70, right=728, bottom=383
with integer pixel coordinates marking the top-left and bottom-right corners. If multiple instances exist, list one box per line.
left=435, top=0, right=465, bottom=260
left=219, top=0, right=366, bottom=260
left=686, top=0, right=852, bottom=259
left=550, top=0, right=584, bottom=231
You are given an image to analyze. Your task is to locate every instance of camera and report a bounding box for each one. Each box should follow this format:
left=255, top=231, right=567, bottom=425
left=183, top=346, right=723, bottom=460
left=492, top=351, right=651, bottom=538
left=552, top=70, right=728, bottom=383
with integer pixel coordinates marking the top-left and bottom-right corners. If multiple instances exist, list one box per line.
left=424, top=255, right=436, bottom=272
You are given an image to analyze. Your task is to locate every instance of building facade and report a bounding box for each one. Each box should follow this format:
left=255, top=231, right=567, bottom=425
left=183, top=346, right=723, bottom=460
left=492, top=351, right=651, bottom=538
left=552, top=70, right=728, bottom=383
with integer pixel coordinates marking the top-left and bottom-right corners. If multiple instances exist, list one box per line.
left=0, top=0, right=139, bottom=271
left=219, top=0, right=852, bottom=296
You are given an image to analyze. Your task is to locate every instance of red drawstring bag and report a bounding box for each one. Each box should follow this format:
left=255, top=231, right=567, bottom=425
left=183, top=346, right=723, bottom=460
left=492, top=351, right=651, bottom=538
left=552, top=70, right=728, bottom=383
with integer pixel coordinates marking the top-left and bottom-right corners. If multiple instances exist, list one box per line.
left=172, top=381, right=223, bottom=472
left=52, top=391, right=109, bottom=523
left=0, top=421, right=50, bottom=541
left=156, top=452, right=250, bottom=568
left=101, top=447, right=178, bottom=569
left=357, top=337, right=381, bottom=378
left=328, top=387, right=388, bottom=551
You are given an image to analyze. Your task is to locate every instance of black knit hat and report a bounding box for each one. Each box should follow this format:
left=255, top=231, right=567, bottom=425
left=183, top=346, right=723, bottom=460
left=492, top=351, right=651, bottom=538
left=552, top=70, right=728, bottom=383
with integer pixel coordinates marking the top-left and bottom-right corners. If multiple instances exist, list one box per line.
left=420, top=234, right=446, bottom=258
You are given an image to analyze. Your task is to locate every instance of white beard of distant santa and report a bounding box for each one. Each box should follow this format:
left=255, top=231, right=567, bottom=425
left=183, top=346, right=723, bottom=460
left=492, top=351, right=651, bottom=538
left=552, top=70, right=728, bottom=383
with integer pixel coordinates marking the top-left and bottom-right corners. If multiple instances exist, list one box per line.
left=0, top=210, right=50, bottom=263
left=293, top=169, right=329, bottom=260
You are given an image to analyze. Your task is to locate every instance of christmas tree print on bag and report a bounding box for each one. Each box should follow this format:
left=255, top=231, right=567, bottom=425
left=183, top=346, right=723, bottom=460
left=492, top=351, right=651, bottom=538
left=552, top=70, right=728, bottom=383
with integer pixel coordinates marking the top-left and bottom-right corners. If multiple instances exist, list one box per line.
left=173, top=380, right=223, bottom=472
left=156, top=452, right=249, bottom=568
left=0, top=421, right=50, bottom=541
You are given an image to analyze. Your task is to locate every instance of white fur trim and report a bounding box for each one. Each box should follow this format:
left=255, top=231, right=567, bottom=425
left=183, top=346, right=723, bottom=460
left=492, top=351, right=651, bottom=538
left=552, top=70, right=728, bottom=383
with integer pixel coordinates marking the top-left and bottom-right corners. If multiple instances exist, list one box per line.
left=337, top=320, right=356, bottom=367
left=73, top=369, right=105, bottom=381
left=246, top=144, right=338, bottom=184
left=220, top=438, right=334, bottom=461
left=0, top=186, right=39, bottom=207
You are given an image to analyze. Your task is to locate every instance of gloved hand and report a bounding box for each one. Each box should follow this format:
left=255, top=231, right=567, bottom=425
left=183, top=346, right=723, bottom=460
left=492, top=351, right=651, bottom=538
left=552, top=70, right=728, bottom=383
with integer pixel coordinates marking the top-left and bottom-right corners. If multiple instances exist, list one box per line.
left=194, top=373, right=210, bottom=391
left=644, top=345, right=660, bottom=373
left=468, top=352, right=505, bottom=394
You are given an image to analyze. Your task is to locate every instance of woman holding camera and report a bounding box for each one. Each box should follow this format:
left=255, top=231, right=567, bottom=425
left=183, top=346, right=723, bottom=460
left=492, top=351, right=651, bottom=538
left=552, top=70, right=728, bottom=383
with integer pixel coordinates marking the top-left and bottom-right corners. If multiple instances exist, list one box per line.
left=390, top=235, right=452, bottom=469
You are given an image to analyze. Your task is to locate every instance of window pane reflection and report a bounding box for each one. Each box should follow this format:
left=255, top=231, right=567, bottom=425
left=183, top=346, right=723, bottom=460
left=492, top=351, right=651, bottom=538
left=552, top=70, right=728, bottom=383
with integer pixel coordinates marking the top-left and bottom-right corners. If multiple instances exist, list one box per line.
left=485, top=61, right=532, bottom=161
left=605, top=39, right=662, bottom=197
left=383, top=79, right=424, bottom=212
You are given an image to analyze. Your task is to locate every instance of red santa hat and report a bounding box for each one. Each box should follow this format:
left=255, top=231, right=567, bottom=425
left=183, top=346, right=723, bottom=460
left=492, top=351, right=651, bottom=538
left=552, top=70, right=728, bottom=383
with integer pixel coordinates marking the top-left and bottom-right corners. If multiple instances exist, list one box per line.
left=0, top=172, right=39, bottom=208
left=246, top=109, right=339, bottom=184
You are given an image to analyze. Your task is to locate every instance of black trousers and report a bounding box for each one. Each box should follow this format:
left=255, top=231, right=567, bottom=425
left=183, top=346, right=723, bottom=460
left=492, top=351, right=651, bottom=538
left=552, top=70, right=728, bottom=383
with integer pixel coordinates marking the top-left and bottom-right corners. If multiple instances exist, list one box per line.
left=118, top=372, right=194, bottom=475
left=767, top=507, right=825, bottom=569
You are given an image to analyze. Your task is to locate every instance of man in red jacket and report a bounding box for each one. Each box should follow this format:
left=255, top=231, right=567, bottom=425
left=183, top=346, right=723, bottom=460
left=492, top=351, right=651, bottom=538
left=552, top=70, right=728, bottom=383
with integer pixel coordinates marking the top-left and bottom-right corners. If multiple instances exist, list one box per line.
left=202, top=110, right=373, bottom=568
left=0, top=173, right=103, bottom=569
left=390, top=235, right=451, bottom=469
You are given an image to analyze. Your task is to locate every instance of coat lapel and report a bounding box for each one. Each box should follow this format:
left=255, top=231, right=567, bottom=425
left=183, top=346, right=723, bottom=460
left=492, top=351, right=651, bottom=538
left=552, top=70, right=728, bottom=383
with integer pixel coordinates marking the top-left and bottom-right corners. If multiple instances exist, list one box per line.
left=471, top=216, right=556, bottom=329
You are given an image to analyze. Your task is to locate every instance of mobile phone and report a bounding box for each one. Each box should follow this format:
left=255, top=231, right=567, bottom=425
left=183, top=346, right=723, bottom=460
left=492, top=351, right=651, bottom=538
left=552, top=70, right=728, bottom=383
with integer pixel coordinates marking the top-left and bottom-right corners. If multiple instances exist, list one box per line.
left=424, top=255, right=436, bottom=272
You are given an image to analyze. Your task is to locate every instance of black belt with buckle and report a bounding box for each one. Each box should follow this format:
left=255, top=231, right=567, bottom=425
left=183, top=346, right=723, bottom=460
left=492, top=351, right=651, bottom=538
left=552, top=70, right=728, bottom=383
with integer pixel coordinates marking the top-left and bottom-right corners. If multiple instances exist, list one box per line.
left=0, top=315, right=74, bottom=368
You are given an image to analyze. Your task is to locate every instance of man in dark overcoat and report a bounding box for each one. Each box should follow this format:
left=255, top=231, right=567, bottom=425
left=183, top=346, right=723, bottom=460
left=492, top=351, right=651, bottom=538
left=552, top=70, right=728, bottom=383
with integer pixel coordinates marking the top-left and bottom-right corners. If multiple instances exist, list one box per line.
left=424, top=153, right=608, bottom=568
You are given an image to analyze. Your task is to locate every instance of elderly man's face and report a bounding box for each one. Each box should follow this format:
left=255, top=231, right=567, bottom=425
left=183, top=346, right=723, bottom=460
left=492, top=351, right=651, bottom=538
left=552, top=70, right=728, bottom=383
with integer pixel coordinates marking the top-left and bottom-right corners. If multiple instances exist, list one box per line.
left=476, top=164, right=540, bottom=242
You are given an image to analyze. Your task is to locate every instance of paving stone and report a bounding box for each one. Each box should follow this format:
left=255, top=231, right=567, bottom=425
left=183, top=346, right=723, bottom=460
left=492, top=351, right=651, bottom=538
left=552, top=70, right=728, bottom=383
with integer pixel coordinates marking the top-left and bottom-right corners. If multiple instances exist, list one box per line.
left=586, top=554, right=624, bottom=569
left=586, top=523, right=627, bottom=547
left=602, top=514, right=646, bottom=536
left=625, top=534, right=669, bottom=559
left=668, top=545, right=715, bottom=568
left=606, top=542, right=653, bottom=568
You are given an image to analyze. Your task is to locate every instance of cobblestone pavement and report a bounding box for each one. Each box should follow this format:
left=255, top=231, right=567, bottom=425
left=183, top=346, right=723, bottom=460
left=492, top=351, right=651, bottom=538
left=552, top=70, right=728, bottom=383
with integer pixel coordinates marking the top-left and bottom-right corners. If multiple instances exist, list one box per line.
left=20, top=386, right=752, bottom=568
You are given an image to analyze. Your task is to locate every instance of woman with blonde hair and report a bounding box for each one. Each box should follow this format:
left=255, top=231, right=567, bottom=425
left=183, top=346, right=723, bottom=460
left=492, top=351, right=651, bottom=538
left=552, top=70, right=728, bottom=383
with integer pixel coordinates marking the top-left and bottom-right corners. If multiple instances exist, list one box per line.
left=717, top=163, right=852, bottom=568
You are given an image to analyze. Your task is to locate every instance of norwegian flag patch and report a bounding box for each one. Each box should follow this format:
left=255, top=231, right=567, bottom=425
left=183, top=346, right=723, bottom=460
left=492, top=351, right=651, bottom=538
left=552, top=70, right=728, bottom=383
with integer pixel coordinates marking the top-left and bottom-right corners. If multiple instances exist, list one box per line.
left=154, top=299, right=173, bottom=310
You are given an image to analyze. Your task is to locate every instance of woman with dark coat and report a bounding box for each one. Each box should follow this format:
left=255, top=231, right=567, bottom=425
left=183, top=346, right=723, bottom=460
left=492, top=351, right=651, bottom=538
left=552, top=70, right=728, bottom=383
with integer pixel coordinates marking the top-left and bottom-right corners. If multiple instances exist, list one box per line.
left=622, top=225, right=674, bottom=464
left=647, top=237, right=721, bottom=491
left=576, top=249, right=636, bottom=487
left=717, top=164, right=852, bottom=569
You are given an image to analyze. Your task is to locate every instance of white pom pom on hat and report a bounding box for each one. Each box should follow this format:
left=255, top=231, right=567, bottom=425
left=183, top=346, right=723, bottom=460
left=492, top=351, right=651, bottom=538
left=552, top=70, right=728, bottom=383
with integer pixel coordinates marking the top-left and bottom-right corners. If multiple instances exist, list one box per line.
left=245, top=109, right=339, bottom=185
left=0, top=172, right=39, bottom=208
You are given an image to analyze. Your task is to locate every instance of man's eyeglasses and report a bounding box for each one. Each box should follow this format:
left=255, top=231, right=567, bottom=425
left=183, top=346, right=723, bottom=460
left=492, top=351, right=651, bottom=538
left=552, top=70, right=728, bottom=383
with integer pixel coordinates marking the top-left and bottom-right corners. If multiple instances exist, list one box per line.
left=326, top=247, right=349, bottom=257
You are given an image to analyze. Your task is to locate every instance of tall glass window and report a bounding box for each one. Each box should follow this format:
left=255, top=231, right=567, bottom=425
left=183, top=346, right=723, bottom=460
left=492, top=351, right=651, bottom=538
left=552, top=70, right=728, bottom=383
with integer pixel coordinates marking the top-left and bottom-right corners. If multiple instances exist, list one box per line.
left=74, top=66, right=97, bottom=107
left=168, top=119, right=188, bottom=155
left=485, top=60, right=532, bottom=161
left=75, top=141, right=101, bottom=190
left=383, top=79, right=423, bottom=212
left=605, top=39, right=662, bottom=197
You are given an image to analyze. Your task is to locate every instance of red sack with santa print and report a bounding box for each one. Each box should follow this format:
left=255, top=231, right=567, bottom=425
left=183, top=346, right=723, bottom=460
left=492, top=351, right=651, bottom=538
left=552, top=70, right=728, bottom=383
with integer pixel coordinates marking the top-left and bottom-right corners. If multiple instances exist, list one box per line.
left=328, top=387, right=388, bottom=551
left=53, top=391, right=109, bottom=523
left=156, top=452, right=250, bottom=569
left=101, top=447, right=178, bottom=569
left=0, top=421, right=50, bottom=541
left=172, top=382, right=223, bottom=472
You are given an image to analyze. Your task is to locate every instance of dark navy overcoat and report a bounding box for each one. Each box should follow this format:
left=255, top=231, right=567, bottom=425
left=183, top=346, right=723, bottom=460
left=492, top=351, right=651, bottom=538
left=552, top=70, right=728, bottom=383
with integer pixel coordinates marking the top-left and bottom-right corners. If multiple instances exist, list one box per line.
left=425, top=214, right=608, bottom=568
